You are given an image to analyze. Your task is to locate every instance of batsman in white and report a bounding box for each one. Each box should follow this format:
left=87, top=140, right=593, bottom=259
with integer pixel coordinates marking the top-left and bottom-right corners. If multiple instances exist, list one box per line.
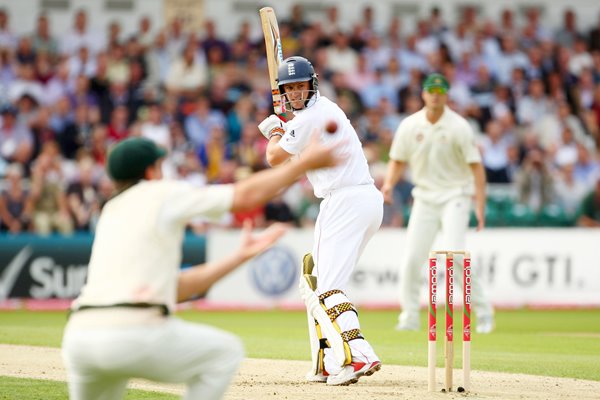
left=61, top=136, right=341, bottom=400
left=258, top=56, right=383, bottom=386
left=381, top=73, right=495, bottom=334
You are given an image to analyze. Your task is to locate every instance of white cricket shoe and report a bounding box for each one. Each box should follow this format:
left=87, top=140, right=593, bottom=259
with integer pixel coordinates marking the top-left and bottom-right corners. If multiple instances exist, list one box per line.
left=326, top=361, right=381, bottom=386
left=305, top=371, right=328, bottom=383
left=476, top=315, right=495, bottom=334
left=395, top=312, right=420, bottom=331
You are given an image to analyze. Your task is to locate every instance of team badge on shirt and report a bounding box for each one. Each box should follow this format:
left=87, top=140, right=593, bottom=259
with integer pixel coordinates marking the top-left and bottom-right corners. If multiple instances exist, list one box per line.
left=416, top=132, right=424, bottom=142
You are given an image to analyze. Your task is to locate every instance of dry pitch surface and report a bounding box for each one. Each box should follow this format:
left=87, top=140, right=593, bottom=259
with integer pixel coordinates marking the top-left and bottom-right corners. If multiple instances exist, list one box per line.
left=1, top=344, right=599, bottom=399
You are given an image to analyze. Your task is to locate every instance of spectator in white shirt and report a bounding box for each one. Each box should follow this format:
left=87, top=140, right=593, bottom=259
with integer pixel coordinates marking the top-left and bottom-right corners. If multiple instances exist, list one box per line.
left=396, top=35, right=428, bottom=73
left=479, top=20, right=502, bottom=61
left=414, top=20, right=439, bottom=57
left=362, top=35, right=391, bottom=72
left=569, top=36, right=593, bottom=77
left=145, top=31, right=171, bottom=88
left=552, top=126, right=579, bottom=168
left=141, top=102, right=170, bottom=151
left=165, top=42, right=208, bottom=98
left=166, top=17, right=188, bottom=60
left=45, top=60, right=73, bottom=105
left=0, top=8, right=16, bottom=50
left=495, top=35, right=529, bottom=85
left=7, top=63, right=44, bottom=105
left=516, top=78, right=555, bottom=126
left=480, top=120, right=514, bottom=183
left=0, top=105, right=33, bottom=166
left=443, top=22, right=474, bottom=62
left=574, top=143, right=600, bottom=187
left=319, top=6, right=340, bottom=40
left=325, top=31, right=358, bottom=74
left=554, top=154, right=589, bottom=218
left=137, top=16, right=153, bottom=51
left=139, top=102, right=175, bottom=179
left=534, top=100, right=591, bottom=151
left=60, top=9, right=105, bottom=56
left=68, top=46, right=97, bottom=79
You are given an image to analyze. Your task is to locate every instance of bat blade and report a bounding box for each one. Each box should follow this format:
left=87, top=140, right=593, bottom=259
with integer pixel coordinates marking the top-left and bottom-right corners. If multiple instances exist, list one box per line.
left=259, top=7, right=285, bottom=115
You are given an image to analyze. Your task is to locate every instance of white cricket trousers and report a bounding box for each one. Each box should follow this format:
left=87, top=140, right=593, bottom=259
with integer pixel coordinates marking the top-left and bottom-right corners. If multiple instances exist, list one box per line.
left=62, top=313, right=244, bottom=400
left=399, top=196, right=493, bottom=319
left=312, top=184, right=383, bottom=374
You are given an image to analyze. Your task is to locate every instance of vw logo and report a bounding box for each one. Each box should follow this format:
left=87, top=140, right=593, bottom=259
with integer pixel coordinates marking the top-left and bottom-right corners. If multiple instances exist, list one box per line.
left=249, top=246, right=297, bottom=297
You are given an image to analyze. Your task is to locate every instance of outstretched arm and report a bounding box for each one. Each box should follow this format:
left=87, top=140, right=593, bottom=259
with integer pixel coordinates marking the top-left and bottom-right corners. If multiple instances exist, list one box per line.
left=470, top=162, right=486, bottom=231
left=381, top=159, right=406, bottom=204
left=231, top=129, right=339, bottom=212
left=177, top=221, right=288, bottom=302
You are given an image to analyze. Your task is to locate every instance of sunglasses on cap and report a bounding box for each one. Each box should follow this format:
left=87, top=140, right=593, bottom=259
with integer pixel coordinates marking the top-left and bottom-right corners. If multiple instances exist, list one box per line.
left=426, top=87, right=448, bottom=94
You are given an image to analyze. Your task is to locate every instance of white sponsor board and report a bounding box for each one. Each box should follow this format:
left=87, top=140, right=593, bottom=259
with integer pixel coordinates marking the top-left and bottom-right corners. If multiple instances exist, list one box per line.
left=207, top=228, right=600, bottom=308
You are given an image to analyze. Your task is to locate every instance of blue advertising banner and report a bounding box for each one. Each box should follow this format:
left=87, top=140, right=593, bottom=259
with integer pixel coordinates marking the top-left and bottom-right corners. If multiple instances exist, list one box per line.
left=0, top=234, right=206, bottom=299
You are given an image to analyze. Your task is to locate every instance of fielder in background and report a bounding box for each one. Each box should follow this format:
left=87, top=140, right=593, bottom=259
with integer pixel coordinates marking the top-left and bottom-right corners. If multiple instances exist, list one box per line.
left=258, top=56, right=383, bottom=386
left=62, top=136, right=341, bottom=400
left=381, top=73, right=495, bottom=334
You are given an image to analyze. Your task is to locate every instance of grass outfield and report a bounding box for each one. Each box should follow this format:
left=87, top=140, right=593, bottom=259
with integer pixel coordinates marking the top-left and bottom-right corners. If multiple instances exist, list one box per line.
left=1, top=308, right=599, bottom=399
left=0, top=376, right=177, bottom=400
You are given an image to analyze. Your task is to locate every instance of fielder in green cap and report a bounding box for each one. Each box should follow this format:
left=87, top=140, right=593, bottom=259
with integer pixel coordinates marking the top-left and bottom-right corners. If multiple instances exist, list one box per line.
left=107, top=137, right=167, bottom=182
left=381, top=70, right=495, bottom=334
left=422, top=73, right=450, bottom=94
left=63, top=134, right=343, bottom=400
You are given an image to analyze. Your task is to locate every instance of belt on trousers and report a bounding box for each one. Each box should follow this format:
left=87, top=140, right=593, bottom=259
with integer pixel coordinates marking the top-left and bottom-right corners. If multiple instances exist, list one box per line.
left=68, top=302, right=170, bottom=318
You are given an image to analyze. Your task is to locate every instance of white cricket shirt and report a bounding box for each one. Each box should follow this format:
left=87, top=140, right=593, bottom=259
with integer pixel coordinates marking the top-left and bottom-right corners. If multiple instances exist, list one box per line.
left=73, top=180, right=234, bottom=312
left=389, top=106, right=481, bottom=204
left=278, top=93, right=373, bottom=198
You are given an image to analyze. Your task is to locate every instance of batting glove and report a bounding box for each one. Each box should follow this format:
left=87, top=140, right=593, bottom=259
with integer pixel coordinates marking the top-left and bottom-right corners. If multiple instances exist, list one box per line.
left=258, top=115, right=287, bottom=140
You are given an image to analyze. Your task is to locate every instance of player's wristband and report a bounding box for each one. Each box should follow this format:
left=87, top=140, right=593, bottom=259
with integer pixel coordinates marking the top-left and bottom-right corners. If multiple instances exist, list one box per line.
left=268, top=128, right=284, bottom=140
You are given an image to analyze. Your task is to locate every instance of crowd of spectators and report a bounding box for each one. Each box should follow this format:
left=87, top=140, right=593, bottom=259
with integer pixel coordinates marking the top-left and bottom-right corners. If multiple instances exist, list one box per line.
left=1, top=4, right=600, bottom=235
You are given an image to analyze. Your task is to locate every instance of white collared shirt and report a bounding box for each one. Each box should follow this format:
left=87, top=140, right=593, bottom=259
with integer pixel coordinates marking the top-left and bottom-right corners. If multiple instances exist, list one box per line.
left=74, top=180, right=233, bottom=312
left=278, top=92, right=373, bottom=198
left=389, top=105, right=481, bottom=204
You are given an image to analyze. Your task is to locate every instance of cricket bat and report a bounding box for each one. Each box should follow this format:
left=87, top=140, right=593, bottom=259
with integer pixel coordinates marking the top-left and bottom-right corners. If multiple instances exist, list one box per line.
left=259, top=6, right=285, bottom=116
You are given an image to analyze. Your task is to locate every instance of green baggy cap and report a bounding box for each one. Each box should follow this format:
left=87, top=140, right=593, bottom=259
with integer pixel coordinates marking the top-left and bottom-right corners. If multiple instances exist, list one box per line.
left=423, top=73, right=450, bottom=91
left=107, top=137, right=167, bottom=181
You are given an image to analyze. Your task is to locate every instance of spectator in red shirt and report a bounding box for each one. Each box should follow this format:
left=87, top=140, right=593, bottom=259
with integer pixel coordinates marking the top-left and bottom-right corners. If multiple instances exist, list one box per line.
left=107, top=105, right=129, bottom=142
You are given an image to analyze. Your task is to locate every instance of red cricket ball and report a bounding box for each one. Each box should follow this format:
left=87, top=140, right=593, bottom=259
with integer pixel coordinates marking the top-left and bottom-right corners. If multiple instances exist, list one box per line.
left=325, top=120, right=338, bottom=134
